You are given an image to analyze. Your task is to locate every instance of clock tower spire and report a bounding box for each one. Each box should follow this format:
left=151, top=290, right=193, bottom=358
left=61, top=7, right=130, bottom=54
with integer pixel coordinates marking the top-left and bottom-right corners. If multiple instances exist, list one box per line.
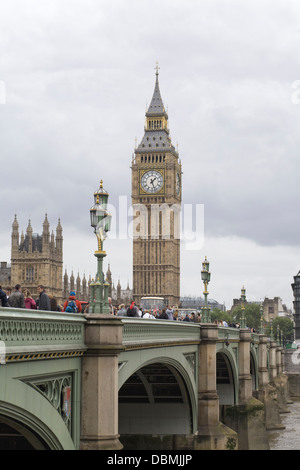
left=131, top=66, right=182, bottom=306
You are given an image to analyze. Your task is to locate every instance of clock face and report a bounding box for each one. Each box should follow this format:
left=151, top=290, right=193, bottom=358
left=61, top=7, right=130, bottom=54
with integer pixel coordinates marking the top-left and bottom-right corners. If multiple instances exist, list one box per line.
left=176, top=172, right=180, bottom=195
left=141, top=170, right=164, bottom=193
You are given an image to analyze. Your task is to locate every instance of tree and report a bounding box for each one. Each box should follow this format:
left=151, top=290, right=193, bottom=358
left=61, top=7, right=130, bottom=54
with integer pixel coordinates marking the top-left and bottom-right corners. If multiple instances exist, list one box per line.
left=211, top=309, right=233, bottom=325
left=231, top=303, right=261, bottom=330
left=266, top=317, right=294, bottom=344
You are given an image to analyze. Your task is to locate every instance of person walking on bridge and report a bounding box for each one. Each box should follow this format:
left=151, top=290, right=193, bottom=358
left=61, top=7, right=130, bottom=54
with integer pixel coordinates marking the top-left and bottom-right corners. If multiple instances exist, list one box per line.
left=36, top=285, right=51, bottom=311
left=8, top=284, right=25, bottom=308
left=166, top=305, right=174, bottom=320
left=0, top=286, right=9, bottom=307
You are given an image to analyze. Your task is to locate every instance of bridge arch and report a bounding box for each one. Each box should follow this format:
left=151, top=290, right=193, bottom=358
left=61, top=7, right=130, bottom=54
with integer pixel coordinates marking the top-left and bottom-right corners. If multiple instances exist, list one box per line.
left=216, top=349, right=238, bottom=405
left=118, top=353, right=197, bottom=436
left=250, top=348, right=258, bottom=391
left=0, top=376, right=75, bottom=450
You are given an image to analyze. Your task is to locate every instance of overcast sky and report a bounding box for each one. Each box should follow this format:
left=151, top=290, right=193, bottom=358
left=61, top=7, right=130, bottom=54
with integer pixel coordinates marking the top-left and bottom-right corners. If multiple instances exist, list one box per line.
left=1, top=0, right=300, bottom=310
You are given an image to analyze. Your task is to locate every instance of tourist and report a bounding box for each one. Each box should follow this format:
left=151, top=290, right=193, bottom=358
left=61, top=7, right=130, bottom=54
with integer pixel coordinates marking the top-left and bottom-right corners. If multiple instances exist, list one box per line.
left=36, top=285, right=51, bottom=311
left=117, top=304, right=127, bottom=316
left=22, top=288, right=37, bottom=309
left=5, top=287, right=12, bottom=302
left=158, top=308, right=168, bottom=319
left=183, top=313, right=191, bottom=322
left=48, top=294, right=61, bottom=312
left=62, top=291, right=82, bottom=313
left=126, top=301, right=139, bottom=317
left=9, top=284, right=25, bottom=308
left=166, top=305, right=174, bottom=320
left=142, top=310, right=156, bottom=319
left=190, top=312, right=197, bottom=323
left=108, top=297, right=114, bottom=315
left=0, top=285, right=9, bottom=307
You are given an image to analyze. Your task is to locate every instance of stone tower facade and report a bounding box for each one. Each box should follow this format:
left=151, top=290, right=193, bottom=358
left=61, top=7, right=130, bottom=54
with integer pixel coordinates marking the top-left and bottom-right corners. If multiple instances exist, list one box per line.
left=10, top=214, right=63, bottom=303
left=131, top=66, right=182, bottom=306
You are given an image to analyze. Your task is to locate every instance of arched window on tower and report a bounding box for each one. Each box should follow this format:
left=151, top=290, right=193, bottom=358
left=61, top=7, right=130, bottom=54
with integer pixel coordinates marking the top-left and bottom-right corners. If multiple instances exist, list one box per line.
left=26, top=266, right=34, bottom=282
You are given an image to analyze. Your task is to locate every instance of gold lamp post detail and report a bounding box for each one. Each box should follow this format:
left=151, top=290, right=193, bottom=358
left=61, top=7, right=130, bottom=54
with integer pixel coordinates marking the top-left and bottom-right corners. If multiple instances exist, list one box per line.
left=89, top=180, right=112, bottom=314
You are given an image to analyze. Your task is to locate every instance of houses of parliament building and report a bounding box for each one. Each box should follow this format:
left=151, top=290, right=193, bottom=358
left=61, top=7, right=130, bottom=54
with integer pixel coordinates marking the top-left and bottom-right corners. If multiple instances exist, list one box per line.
left=0, top=215, right=132, bottom=307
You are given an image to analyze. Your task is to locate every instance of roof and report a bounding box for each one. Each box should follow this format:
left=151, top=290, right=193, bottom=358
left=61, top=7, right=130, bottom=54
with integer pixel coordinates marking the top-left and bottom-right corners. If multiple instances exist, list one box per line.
left=146, top=68, right=168, bottom=118
left=136, top=66, right=177, bottom=155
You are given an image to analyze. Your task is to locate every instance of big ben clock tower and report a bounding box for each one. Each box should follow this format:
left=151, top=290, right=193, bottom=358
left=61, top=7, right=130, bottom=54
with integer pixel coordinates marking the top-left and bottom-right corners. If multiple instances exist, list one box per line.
left=131, top=64, right=182, bottom=306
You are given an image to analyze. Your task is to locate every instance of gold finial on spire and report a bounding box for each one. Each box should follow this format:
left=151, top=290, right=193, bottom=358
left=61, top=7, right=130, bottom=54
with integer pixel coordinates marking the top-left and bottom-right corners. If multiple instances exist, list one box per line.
left=155, top=61, right=160, bottom=76
left=100, top=180, right=103, bottom=188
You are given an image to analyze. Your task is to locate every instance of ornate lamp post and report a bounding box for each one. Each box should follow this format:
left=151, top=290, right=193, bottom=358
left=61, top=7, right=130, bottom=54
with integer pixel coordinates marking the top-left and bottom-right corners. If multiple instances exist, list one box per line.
left=89, top=180, right=112, bottom=314
left=270, top=320, right=274, bottom=341
left=240, top=286, right=246, bottom=328
left=201, top=256, right=211, bottom=323
left=260, top=303, right=264, bottom=334
left=276, top=324, right=281, bottom=346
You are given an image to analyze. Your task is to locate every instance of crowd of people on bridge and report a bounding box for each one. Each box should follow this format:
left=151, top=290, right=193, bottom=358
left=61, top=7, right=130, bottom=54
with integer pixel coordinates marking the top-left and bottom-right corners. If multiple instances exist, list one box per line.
left=0, top=284, right=88, bottom=313
left=111, top=300, right=202, bottom=322
left=0, top=285, right=199, bottom=321
left=0, top=287, right=253, bottom=328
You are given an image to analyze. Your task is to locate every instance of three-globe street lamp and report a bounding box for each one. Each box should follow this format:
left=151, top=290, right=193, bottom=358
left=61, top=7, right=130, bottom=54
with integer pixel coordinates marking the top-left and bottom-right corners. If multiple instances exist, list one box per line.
left=201, top=256, right=211, bottom=323
left=89, top=180, right=112, bottom=314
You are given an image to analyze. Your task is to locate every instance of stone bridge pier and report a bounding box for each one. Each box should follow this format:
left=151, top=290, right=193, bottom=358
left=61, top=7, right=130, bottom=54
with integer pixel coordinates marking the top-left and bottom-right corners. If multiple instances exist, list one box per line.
left=195, top=324, right=237, bottom=450
left=80, top=314, right=124, bottom=450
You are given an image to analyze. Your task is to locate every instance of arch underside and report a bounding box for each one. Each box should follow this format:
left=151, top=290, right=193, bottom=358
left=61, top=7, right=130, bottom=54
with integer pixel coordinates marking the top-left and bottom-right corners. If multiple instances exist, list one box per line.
left=118, top=361, right=194, bottom=435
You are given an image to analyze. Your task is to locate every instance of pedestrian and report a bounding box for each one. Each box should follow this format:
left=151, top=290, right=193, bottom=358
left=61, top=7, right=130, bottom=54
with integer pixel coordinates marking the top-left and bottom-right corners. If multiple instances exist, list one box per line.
left=183, top=313, right=191, bottom=322
left=0, top=285, right=9, bottom=307
left=126, top=301, right=139, bottom=317
left=9, top=284, right=25, bottom=308
left=22, top=288, right=36, bottom=309
left=191, top=312, right=197, bottom=323
left=5, top=287, right=12, bottom=302
left=62, top=291, right=82, bottom=313
left=142, top=310, right=156, bottom=319
left=158, top=308, right=168, bottom=319
left=108, top=297, right=114, bottom=315
left=117, top=304, right=127, bottom=316
left=166, top=305, right=174, bottom=320
left=48, top=294, right=61, bottom=312
left=36, top=285, right=51, bottom=311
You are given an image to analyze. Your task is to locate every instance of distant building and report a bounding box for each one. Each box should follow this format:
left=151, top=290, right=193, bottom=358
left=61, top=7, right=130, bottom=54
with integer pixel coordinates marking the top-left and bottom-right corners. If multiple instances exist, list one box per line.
left=0, top=262, right=11, bottom=286
left=180, top=296, right=226, bottom=312
left=292, top=271, right=300, bottom=340
left=106, top=264, right=133, bottom=307
left=62, top=270, right=90, bottom=303
left=10, top=214, right=63, bottom=304
left=231, top=296, right=289, bottom=321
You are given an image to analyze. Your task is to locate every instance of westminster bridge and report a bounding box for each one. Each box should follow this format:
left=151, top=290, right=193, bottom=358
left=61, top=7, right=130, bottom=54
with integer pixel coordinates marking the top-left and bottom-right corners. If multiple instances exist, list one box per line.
left=0, top=307, right=291, bottom=450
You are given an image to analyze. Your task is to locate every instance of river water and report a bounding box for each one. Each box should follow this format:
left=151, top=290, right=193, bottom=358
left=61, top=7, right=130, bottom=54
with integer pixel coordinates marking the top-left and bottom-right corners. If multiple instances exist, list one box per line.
left=268, top=398, right=300, bottom=450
